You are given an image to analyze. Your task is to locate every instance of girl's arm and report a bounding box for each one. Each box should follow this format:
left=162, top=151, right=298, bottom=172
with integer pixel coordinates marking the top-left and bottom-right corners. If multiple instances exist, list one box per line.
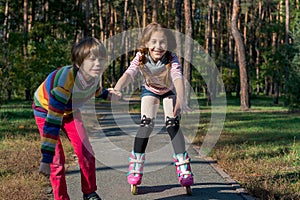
left=113, top=52, right=141, bottom=95
left=173, top=78, right=185, bottom=116
left=171, top=53, right=192, bottom=116
left=173, top=78, right=192, bottom=116
left=111, top=73, right=133, bottom=100
left=114, top=73, right=132, bottom=92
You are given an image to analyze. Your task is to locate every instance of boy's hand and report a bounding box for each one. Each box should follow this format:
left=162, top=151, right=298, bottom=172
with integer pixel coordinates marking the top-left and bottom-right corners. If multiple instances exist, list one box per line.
left=105, top=88, right=113, bottom=101
left=39, top=162, right=50, bottom=176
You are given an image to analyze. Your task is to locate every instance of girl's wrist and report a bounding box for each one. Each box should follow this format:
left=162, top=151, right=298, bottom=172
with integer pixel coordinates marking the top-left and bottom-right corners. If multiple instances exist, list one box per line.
left=113, top=88, right=122, bottom=95
left=176, top=97, right=184, bottom=103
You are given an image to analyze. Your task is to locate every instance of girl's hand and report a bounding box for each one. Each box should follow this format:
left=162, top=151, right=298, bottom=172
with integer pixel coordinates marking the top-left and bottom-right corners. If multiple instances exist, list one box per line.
left=39, top=162, right=50, bottom=176
left=110, top=88, right=122, bottom=102
left=173, top=99, right=192, bottom=117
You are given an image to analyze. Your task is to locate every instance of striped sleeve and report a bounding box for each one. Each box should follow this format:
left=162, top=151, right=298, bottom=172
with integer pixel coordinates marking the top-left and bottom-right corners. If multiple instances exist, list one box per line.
left=124, top=52, right=141, bottom=80
left=41, top=66, right=74, bottom=163
left=170, top=53, right=183, bottom=82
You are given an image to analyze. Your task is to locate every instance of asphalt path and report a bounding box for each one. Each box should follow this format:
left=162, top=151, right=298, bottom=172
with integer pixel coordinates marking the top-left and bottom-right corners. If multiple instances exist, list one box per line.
left=65, top=101, right=255, bottom=200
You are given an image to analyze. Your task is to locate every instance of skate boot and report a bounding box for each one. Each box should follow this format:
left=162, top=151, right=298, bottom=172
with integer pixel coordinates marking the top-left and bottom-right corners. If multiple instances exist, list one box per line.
left=127, top=150, right=145, bottom=195
left=173, top=151, right=194, bottom=195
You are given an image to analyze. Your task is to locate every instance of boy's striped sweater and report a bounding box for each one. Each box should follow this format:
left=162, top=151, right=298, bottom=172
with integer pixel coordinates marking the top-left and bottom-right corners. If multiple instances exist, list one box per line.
left=33, top=65, right=107, bottom=163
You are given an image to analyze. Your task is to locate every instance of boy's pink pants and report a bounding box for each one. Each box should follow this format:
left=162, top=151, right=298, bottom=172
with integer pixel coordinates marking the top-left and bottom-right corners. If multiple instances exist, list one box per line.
left=35, top=112, right=97, bottom=200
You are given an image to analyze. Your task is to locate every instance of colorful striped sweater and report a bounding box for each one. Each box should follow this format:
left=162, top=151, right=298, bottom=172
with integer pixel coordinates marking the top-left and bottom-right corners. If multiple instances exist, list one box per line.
left=33, top=65, right=107, bottom=163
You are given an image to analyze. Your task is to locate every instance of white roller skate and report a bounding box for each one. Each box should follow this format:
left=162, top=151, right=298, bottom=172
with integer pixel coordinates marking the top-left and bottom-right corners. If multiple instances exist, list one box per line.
left=173, top=151, right=194, bottom=195
left=127, top=151, right=145, bottom=195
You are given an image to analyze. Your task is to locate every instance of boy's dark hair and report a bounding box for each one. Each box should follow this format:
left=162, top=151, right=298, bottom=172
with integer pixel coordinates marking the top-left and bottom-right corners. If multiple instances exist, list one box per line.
left=71, top=37, right=106, bottom=67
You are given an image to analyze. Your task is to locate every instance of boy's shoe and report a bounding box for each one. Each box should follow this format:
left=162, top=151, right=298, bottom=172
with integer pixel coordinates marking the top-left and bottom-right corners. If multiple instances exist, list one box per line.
left=83, top=192, right=101, bottom=200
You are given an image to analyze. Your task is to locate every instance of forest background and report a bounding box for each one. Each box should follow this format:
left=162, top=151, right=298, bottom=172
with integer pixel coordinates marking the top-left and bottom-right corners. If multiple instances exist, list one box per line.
left=0, top=0, right=300, bottom=110
left=0, top=0, right=300, bottom=200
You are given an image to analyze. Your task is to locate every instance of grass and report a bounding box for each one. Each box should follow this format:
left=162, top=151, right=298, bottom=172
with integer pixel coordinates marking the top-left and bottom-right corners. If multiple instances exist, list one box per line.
left=0, top=96, right=299, bottom=199
left=193, top=95, right=300, bottom=200
left=0, top=101, right=74, bottom=200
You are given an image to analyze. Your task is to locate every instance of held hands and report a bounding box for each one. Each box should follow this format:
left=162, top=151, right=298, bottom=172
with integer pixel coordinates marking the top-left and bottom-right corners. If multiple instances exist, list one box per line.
left=108, top=88, right=122, bottom=102
left=105, top=88, right=113, bottom=101
left=39, top=162, right=50, bottom=177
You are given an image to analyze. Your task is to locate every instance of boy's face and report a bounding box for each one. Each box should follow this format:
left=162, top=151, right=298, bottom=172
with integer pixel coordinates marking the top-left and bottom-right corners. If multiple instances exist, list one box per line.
left=146, top=31, right=167, bottom=62
left=79, top=54, right=105, bottom=80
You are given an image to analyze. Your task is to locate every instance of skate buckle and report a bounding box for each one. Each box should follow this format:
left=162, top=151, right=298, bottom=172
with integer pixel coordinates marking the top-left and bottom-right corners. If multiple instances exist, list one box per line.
left=175, top=158, right=191, bottom=166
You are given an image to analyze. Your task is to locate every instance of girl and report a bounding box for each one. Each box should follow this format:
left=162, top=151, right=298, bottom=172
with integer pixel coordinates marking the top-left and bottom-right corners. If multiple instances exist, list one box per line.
left=33, top=37, right=109, bottom=200
left=113, top=22, right=194, bottom=195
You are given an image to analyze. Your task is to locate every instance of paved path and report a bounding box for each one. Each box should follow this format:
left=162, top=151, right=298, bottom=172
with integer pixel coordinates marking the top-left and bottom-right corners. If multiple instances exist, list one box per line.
left=65, top=102, right=254, bottom=200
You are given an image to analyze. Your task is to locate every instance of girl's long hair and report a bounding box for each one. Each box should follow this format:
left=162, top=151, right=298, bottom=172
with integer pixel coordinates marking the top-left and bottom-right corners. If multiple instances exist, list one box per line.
left=139, top=22, right=176, bottom=52
left=138, top=22, right=176, bottom=67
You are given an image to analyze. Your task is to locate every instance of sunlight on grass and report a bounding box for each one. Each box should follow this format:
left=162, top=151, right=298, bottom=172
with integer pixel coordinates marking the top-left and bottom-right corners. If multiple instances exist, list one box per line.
left=1, top=97, right=300, bottom=199
left=192, top=96, right=300, bottom=200
left=0, top=102, right=75, bottom=199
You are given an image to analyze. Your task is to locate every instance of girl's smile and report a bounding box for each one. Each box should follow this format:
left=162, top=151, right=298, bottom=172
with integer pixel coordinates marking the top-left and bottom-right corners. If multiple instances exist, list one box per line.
left=146, top=31, right=167, bottom=62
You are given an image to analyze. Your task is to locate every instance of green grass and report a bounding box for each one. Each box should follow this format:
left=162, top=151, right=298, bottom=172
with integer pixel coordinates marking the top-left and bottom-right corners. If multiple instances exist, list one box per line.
left=1, top=96, right=299, bottom=200
left=0, top=107, right=36, bottom=139
left=0, top=101, right=74, bottom=200
left=192, top=95, right=300, bottom=200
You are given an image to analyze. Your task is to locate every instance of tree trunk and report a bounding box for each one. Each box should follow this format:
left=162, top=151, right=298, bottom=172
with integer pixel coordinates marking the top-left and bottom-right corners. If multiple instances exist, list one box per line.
left=206, top=0, right=213, bottom=105
left=274, top=3, right=281, bottom=104
left=175, top=0, right=183, bottom=60
left=227, top=2, right=234, bottom=97
left=23, top=0, right=31, bottom=100
left=142, top=0, right=147, bottom=27
left=3, top=0, right=9, bottom=41
left=183, top=0, right=193, bottom=106
left=206, top=0, right=213, bottom=56
left=264, top=76, right=269, bottom=95
left=84, top=0, right=90, bottom=37
left=152, top=0, right=157, bottom=22
left=216, top=1, right=222, bottom=63
left=23, top=0, right=28, bottom=57
left=132, top=0, right=141, bottom=29
left=272, top=32, right=279, bottom=104
left=243, top=9, right=248, bottom=45
left=231, top=0, right=250, bottom=110
left=43, top=0, right=49, bottom=22
left=120, top=0, right=128, bottom=80
left=215, top=1, right=223, bottom=94
left=285, top=0, right=290, bottom=45
left=165, top=0, right=170, bottom=28
left=284, top=0, right=290, bottom=88
left=255, top=0, right=262, bottom=95
left=97, top=0, right=104, bottom=41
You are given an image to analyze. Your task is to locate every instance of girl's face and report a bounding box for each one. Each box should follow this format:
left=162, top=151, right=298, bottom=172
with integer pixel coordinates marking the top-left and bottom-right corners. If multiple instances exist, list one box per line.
left=79, top=54, right=105, bottom=80
left=146, top=31, right=167, bottom=62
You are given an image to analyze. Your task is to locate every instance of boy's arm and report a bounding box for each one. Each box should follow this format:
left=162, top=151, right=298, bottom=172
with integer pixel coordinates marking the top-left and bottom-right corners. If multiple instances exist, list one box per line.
left=41, top=87, right=69, bottom=164
left=95, top=88, right=109, bottom=99
left=39, top=87, right=69, bottom=176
